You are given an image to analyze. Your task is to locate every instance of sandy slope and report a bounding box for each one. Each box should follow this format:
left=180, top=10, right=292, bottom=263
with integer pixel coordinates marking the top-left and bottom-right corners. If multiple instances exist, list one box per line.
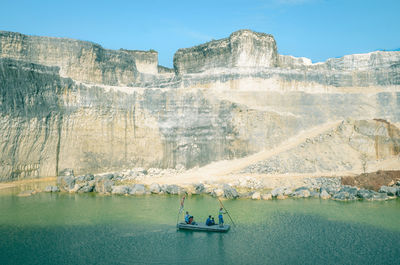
left=143, top=120, right=343, bottom=185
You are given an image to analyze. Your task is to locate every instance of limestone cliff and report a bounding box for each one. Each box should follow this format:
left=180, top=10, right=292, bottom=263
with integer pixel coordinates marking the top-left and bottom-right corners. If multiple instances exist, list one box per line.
left=173, top=30, right=278, bottom=74
left=0, top=31, right=158, bottom=85
left=0, top=30, right=399, bottom=181
left=243, top=119, right=400, bottom=174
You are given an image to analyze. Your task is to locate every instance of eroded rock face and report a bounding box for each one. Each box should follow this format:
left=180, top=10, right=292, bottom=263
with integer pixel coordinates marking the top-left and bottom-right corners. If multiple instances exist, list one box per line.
left=0, top=31, right=157, bottom=85
left=173, top=30, right=278, bottom=74
left=243, top=119, right=400, bottom=174
left=0, top=29, right=400, bottom=181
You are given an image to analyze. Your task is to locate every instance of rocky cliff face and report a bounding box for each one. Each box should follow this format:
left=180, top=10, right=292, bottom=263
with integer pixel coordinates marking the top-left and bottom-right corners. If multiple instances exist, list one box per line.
left=173, top=30, right=278, bottom=74
left=0, top=30, right=399, bottom=181
left=243, top=119, right=400, bottom=174
left=0, top=31, right=159, bottom=85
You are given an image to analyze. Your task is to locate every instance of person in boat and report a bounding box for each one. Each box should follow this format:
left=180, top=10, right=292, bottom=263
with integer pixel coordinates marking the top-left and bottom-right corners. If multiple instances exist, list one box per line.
left=188, top=215, right=196, bottom=225
left=206, top=215, right=213, bottom=226
left=211, top=217, right=215, bottom=225
left=218, top=207, right=226, bottom=227
left=185, top=211, right=190, bottom=224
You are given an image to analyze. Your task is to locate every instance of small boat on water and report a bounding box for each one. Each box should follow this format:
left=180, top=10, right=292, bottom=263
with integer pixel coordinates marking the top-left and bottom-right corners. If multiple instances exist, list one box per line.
left=176, top=195, right=234, bottom=233
left=177, top=222, right=230, bottom=232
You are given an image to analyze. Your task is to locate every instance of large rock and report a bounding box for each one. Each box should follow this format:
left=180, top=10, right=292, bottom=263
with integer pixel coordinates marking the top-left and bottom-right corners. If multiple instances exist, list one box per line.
left=174, top=30, right=278, bottom=75
left=163, top=184, right=184, bottom=195
left=319, top=189, right=331, bottom=199
left=332, top=191, right=357, bottom=201
left=222, top=184, right=239, bottom=199
left=378, top=186, right=397, bottom=196
left=57, top=169, right=76, bottom=191
left=0, top=31, right=159, bottom=85
left=251, top=192, right=261, bottom=200
left=291, top=187, right=311, bottom=198
left=371, top=192, right=389, bottom=201
left=271, top=187, right=292, bottom=197
left=212, top=188, right=224, bottom=197
left=356, top=189, right=374, bottom=199
left=129, top=184, right=146, bottom=195
left=149, top=183, right=161, bottom=194
left=193, top=183, right=205, bottom=194
left=77, top=181, right=95, bottom=193
left=261, top=193, right=272, bottom=200
left=94, top=179, right=113, bottom=194
left=75, top=174, right=94, bottom=183
left=111, top=185, right=130, bottom=195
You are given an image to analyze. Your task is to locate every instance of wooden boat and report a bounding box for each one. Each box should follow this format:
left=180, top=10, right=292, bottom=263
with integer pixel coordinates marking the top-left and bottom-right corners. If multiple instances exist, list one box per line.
left=177, top=222, right=230, bottom=232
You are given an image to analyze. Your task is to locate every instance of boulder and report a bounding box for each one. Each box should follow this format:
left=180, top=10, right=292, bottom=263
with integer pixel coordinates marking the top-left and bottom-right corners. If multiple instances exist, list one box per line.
left=371, top=191, right=388, bottom=201
left=357, top=189, right=374, bottom=199
left=94, top=179, right=113, bottom=194
left=129, top=184, right=146, bottom=195
left=319, top=189, right=331, bottom=199
left=149, top=183, right=161, bottom=194
left=271, top=187, right=291, bottom=197
left=291, top=187, right=311, bottom=198
left=75, top=174, right=94, bottom=183
left=378, top=186, right=397, bottom=196
left=95, top=173, right=114, bottom=181
left=238, top=192, right=253, bottom=199
left=276, top=194, right=287, bottom=200
left=212, top=188, right=224, bottom=197
left=78, top=182, right=95, bottom=193
left=332, top=191, right=357, bottom=201
left=339, top=186, right=358, bottom=195
left=44, top=185, right=60, bottom=192
left=251, top=192, right=261, bottom=200
left=164, top=185, right=181, bottom=195
left=222, top=184, right=239, bottom=199
left=261, top=193, right=272, bottom=200
left=111, top=185, right=130, bottom=195
left=70, top=183, right=83, bottom=193
left=57, top=175, right=75, bottom=192
left=194, top=183, right=205, bottom=194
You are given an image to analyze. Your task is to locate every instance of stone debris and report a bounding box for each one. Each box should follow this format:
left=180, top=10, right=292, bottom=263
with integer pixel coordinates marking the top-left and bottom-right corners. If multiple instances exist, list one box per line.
left=50, top=167, right=400, bottom=202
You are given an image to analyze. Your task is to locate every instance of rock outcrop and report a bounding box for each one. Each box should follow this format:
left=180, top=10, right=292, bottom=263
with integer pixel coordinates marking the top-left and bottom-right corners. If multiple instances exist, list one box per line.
left=0, top=29, right=400, bottom=181
left=243, top=119, right=400, bottom=174
left=173, top=30, right=278, bottom=74
left=0, top=31, right=158, bottom=85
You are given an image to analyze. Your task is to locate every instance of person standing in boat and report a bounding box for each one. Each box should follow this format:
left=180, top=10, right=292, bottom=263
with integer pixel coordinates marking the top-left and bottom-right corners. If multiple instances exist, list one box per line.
left=218, top=208, right=226, bottom=227
left=185, top=211, right=190, bottom=224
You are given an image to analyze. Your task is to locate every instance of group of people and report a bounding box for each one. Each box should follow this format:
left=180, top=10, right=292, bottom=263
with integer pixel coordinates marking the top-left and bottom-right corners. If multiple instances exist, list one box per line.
left=184, top=208, right=226, bottom=227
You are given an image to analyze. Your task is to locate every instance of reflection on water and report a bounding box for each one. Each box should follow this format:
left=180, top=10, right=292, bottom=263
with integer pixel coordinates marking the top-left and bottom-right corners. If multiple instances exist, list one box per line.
left=0, top=193, right=399, bottom=264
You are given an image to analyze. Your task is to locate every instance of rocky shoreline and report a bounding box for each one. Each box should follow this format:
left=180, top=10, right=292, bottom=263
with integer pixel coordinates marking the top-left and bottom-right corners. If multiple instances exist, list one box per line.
left=37, top=168, right=400, bottom=202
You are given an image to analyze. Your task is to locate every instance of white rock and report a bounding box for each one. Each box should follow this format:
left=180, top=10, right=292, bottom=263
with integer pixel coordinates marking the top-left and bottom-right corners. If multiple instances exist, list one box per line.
left=251, top=192, right=261, bottom=200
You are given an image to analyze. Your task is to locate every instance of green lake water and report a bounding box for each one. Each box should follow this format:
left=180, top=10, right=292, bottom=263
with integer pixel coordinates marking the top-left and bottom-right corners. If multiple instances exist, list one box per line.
left=1, top=191, right=400, bottom=265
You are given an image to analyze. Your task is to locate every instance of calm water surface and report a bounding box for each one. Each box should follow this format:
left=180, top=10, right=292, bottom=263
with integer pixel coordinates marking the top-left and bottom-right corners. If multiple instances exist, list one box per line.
left=1, top=192, right=399, bottom=265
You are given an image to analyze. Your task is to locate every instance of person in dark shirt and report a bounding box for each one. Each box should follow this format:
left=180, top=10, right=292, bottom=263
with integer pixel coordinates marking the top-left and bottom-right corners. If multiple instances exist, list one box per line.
left=206, top=215, right=213, bottom=226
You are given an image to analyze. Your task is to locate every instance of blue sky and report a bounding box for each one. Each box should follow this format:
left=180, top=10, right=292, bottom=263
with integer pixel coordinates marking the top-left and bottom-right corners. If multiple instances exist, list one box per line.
left=1, top=0, right=399, bottom=67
